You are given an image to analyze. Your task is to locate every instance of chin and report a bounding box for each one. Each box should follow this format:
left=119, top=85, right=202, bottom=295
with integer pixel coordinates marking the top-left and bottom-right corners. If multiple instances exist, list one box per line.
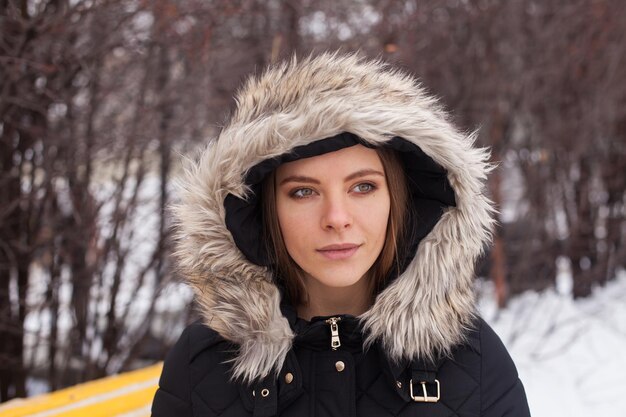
left=307, top=269, right=369, bottom=289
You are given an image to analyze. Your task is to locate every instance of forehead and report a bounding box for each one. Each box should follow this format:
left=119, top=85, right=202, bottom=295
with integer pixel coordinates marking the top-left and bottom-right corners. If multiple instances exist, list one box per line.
left=275, top=144, right=383, bottom=178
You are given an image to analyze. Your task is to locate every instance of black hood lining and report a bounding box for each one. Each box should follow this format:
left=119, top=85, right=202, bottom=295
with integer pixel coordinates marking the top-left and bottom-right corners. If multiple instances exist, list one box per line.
left=224, top=132, right=456, bottom=278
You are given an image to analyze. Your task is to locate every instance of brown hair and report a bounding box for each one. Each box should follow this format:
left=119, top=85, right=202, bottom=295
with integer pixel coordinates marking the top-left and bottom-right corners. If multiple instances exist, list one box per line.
left=262, top=146, right=409, bottom=307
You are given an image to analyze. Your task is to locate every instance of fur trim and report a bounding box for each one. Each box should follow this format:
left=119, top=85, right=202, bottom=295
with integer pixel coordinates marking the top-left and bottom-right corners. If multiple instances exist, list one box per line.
left=172, top=52, right=496, bottom=383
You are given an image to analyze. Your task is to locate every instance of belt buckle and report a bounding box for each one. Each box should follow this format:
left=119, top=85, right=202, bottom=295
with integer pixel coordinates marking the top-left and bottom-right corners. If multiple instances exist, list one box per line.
left=409, top=379, right=440, bottom=403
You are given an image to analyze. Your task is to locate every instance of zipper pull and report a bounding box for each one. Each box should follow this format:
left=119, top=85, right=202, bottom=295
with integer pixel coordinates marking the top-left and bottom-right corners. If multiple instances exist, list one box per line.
left=325, top=317, right=341, bottom=350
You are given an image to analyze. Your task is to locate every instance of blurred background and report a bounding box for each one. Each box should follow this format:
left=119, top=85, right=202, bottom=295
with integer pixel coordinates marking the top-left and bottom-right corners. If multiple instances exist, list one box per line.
left=1, top=0, right=624, bottom=415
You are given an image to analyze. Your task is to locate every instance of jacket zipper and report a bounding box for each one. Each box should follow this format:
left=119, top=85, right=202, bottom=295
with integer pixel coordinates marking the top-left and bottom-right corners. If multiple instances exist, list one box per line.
left=325, top=317, right=341, bottom=350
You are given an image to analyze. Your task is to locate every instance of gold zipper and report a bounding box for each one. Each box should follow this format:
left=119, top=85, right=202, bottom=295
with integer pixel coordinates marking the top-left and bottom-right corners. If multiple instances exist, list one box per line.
left=325, top=317, right=341, bottom=350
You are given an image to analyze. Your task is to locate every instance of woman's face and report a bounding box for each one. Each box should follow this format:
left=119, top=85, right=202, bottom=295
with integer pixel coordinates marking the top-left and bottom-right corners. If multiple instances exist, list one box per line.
left=275, top=144, right=391, bottom=291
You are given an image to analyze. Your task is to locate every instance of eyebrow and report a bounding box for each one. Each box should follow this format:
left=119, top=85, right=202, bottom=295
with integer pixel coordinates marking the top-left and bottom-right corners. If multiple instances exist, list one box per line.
left=279, top=175, right=321, bottom=186
left=278, top=169, right=384, bottom=186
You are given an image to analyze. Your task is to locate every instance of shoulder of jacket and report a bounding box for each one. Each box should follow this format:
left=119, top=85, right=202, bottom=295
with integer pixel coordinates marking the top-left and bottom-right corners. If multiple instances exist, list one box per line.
left=476, top=318, right=515, bottom=365
left=154, top=322, right=237, bottom=415
left=172, top=320, right=232, bottom=364
left=475, top=317, right=529, bottom=413
left=447, top=317, right=519, bottom=374
left=455, top=316, right=513, bottom=357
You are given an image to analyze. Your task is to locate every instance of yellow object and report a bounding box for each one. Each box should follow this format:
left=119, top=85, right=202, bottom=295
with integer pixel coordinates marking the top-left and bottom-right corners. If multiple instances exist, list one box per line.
left=0, top=363, right=162, bottom=417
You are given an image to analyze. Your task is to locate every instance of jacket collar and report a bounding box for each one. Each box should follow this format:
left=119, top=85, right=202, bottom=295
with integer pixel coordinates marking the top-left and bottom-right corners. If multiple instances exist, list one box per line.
left=280, top=302, right=364, bottom=352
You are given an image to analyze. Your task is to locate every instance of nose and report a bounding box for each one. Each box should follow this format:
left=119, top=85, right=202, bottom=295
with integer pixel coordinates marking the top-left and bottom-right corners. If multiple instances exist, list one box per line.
left=321, top=194, right=352, bottom=231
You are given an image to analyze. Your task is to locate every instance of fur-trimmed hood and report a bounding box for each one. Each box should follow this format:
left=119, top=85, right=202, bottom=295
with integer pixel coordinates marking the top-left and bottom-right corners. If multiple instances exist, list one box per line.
left=173, top=53, right=496, bottom=384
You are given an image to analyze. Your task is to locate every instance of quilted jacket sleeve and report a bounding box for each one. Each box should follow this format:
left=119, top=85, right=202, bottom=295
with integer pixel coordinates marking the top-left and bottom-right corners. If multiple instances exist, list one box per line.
left=480, top=320, right=531, bottom=417
left=151, top=325, right=194, bottom=417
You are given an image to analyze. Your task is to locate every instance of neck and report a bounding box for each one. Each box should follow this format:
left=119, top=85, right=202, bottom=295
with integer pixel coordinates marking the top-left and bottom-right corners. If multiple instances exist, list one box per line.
left=297, top=274, right=372, bottom=321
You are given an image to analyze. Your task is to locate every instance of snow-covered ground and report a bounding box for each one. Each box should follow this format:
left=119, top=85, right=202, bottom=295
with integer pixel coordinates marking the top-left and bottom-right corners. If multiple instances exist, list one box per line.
left=480, top=269, right=626, bottom=417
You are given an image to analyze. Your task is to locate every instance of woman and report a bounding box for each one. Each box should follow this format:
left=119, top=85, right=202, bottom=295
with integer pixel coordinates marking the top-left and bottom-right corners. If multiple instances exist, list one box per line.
left=152, top=53, right=531, bottom=416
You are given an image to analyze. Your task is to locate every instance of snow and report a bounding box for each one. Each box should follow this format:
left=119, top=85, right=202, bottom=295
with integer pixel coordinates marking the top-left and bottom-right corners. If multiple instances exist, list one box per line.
left=480, top=269, right=626, bottom=417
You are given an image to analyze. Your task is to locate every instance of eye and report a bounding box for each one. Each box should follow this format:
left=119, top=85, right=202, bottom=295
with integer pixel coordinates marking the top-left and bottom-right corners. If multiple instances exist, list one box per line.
left=291, top=188, right=315, bottom=199
left=352, top=183, right=376, bottom=194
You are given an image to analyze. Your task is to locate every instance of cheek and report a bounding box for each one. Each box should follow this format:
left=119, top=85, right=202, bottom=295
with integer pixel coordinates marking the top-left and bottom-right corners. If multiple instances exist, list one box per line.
left=276, top=200, right=309, bottom=256
left=362, top=195, right=391, bottom=241
left=278, top=215, right=297, bottom=250
left=375, top=210, right=391, bottom=244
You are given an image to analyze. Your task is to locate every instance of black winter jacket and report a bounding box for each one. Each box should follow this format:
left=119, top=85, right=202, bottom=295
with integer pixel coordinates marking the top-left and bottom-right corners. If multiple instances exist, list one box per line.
left=153, top=312, right=529, bottom=416
left=152, top=53, right=531, bottom=416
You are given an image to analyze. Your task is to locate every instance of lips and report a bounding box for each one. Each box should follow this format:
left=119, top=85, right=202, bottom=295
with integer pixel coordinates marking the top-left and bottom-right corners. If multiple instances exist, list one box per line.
left=316, top=243, right=361, bottom=260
